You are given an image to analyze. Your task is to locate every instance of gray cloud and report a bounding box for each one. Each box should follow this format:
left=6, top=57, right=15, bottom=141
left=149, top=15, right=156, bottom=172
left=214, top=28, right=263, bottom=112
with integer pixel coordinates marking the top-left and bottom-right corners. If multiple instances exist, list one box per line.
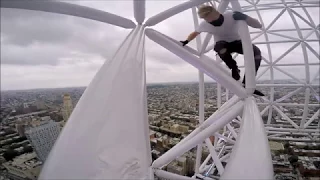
left=0, top=1, right=319, bottom=90
left=1, top=9, right=73, bottom=46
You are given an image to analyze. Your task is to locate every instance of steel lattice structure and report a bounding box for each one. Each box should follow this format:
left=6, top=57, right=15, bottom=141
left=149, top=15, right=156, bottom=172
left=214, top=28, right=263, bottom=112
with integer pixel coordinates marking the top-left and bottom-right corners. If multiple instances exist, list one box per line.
left=1, top=0, right=319, bottom=179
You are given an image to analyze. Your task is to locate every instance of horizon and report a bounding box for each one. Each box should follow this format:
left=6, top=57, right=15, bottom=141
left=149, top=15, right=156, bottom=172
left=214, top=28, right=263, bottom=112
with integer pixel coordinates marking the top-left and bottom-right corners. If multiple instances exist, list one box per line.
left=1, top=78, right=317, bottom=92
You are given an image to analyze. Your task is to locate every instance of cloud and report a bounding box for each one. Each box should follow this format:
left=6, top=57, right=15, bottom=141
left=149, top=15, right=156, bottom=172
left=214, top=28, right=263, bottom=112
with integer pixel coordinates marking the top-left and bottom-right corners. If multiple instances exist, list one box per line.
left=0, top=1, right=319, bottom=90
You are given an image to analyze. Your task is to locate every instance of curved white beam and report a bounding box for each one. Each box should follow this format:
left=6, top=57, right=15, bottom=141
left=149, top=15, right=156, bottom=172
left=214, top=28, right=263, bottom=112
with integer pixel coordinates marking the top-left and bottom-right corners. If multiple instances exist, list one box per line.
left=0, top=0, right=136, bottom=29
left=133, top=0, right=145, bottom=24
left=145, top=28, right=247, bottom=98
left=151, top=30, right=199, bottom=56
left=145, top=0, right=210, bottom=26
left=221, top=97, right=273, bottom=180
left=230, top=1, right=256, bottom=93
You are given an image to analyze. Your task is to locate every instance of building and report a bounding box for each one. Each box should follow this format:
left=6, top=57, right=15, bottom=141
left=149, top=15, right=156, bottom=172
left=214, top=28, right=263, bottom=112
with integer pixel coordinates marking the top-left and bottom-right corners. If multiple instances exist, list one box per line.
left=62, top=94, right=73, bottom=121
left=25, top=120, right=60, bottom=162
left=167, top=156, right=188, bottom=175
left=269, top=141, right=284, bottom=151
left=15, top=123, right=26, bottom=137
left=34, top=101, right=46, bottom=110
left=2, top=152, right=42, bottom=180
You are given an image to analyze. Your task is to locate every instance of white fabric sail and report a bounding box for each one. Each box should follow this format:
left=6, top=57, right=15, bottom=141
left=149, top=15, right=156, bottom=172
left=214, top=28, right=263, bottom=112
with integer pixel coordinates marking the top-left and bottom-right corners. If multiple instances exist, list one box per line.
left=39, top=26, right=151, bottom=179
left=221, top=97, right=274, bottom=179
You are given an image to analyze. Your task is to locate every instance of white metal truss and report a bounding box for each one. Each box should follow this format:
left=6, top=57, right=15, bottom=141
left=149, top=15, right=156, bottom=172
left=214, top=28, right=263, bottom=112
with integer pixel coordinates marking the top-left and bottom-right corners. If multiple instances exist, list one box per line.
left=1, top=0, right=319, bottom=179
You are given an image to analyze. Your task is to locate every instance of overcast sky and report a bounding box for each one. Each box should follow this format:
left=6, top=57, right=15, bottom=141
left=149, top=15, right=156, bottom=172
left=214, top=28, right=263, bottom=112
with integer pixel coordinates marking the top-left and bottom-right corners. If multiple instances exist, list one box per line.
left=1, top=0, right=319, bottom=90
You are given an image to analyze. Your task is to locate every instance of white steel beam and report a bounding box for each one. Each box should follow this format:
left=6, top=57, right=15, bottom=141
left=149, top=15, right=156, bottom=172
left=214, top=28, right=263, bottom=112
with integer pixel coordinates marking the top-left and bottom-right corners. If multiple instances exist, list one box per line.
left=268, top=137, right=320, bottom=142
left=192, top=5, right=204, bottom=176
left=266, top=127, right=320, bottom=133
left=304, top=109, right=320, bottom=128
left=205, top=139, right=224, bottom=175
left=0, top=0, right=136, bottom=29
left=272, top=105, right=299, bottom=129
left=145, top=0, right=210, bottom=26
left=300, top=88, right=311, bottom=128
left=133, top=0, right=145, bottom=24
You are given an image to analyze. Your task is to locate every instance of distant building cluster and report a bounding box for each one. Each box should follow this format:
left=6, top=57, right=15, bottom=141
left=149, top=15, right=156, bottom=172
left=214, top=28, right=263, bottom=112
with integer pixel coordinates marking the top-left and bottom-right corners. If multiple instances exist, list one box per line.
left=0, top=83, right=319, bottom=180
left=0, top=89, right=77, bottom=180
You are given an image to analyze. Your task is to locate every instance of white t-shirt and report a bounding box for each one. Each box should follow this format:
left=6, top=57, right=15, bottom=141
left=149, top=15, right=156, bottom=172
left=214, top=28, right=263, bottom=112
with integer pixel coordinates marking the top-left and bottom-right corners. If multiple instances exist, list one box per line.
left=195, top=11, right=240, bottom=42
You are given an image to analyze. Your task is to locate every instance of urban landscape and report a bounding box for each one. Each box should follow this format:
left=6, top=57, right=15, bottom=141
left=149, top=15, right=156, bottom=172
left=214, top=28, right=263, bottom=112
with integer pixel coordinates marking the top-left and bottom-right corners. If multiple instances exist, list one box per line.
left=0, top=81, right=319, bottom=180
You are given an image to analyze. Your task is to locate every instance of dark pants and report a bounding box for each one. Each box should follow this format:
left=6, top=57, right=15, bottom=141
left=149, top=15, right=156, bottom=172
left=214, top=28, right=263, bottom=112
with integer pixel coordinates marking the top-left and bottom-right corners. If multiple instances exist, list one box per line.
left=214, top=40, right=262, bottom=85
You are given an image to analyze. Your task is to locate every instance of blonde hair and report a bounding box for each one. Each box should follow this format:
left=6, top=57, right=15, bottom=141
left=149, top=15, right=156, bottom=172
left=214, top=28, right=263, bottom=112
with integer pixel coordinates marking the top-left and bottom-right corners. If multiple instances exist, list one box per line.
left=198, top=5, right=216, bottom=18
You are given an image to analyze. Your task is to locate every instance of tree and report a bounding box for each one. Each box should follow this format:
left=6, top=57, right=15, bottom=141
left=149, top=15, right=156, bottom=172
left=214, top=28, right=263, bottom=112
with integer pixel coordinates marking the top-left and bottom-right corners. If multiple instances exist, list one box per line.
left=3, top=149, right=18, bottom=161
left=23, top=145, right=33, bottom=153
left=289, top=155, right=299, bottom=168
left=313, top=161, right=320, bottom=169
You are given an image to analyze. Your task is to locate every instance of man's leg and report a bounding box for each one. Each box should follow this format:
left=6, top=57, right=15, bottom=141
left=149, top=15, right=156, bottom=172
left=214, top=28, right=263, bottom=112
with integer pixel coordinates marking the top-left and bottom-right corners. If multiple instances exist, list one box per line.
left=227, top=41, right=262, bottom=84
left=242, top=44, right=262, bottom=85
left=229, top=40, right=264, bottom=96
left=214, top=41, right=240, bottom=80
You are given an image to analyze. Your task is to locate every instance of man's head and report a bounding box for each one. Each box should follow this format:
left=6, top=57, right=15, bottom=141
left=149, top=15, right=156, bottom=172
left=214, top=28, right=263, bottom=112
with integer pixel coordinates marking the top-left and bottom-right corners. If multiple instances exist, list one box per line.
left=197, top=5, right=219, bottom=21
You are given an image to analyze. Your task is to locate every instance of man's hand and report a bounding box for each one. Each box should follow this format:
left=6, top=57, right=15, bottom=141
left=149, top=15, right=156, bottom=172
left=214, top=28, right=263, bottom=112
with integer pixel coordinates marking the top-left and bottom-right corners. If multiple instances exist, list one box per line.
left=233, top=11, right=247, bottom=21
left=180, top=40, right=189, bottom=46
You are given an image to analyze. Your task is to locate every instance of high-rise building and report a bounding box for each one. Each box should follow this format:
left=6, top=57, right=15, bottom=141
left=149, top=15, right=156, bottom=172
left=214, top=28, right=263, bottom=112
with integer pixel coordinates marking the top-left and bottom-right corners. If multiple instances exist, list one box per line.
left=15, top=123, right=26, bottom=137
left=62, top=94, right=73, bottom=121
left=25, top=120, right=60, bottom=162
left=2, top=152, right=42, bottom=180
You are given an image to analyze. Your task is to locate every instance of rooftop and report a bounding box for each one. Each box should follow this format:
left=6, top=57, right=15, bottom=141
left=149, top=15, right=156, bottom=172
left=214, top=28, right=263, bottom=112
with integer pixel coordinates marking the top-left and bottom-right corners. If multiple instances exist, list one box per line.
left=3, top=152, right=42, bottom=171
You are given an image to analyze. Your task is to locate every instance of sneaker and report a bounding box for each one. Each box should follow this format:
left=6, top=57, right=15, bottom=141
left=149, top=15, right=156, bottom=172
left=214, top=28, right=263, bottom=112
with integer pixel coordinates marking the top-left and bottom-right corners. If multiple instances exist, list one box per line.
left=232, top=69, right=240, bottom=81
left=242, top=83, right=265, bottom=96
left=253, top=89, right=265, bottom=96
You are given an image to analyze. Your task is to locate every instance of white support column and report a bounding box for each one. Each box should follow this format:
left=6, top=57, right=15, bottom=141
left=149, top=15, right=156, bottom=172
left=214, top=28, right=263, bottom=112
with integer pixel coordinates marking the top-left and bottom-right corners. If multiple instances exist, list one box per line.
left=217, top=82, right=222, bottom=108
left=260, top=106, right=270, bottom=116
left=192, top=6, right=204, bottom=175
left=199, top=154, right=212, bottom=173
left=272, top=105, right=299, bottom=129
left=200, top=34, right=212, bottom=54
left=214, top=133, right=236, bottom=144
left=268, top=137, right=320, bottom=142
left=304, top=109, right=320, bottom=128
left=226, top=124, right=238, bottom=140
left=266, top=127, right=320, bottom=133
left=230, top=1, right=256, bottom=93
left=205, top=139, right=224, bottom=175
left=275, top=87, right=304, bottom=103
left=271, top=42, right=301, bottom=65
left=300, top=88, right=311, bottom=128
left=133, top=0, right=145, bottom=24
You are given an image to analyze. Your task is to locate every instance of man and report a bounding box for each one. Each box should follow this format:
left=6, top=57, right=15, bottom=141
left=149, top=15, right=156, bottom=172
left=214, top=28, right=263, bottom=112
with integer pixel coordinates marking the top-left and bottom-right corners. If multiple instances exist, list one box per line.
left=180, top=5, right=264, bottom=96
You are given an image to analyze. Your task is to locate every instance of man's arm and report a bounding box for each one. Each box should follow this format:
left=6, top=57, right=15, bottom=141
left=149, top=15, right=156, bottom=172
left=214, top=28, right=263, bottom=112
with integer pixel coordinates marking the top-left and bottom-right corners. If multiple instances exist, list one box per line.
left=187, top=31, right=200, bottom=41
left=180, top=31, right=200, bottom=46
left=245, top=16, right=262, bottom=29
left=233, top=11, right=262, bottom=29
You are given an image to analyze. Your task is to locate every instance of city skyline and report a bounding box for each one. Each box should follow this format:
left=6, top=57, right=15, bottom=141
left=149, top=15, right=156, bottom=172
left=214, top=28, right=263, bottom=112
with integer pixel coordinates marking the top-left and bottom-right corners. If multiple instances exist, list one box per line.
left=1, top=78, right=319, bottom=91
left=1, top=83, right=319, bottom=179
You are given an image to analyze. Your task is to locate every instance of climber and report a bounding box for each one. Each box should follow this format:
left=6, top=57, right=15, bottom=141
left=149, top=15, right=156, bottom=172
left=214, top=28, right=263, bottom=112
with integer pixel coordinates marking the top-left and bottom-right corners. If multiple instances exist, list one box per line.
left=180, top=5, right=264, bottom=96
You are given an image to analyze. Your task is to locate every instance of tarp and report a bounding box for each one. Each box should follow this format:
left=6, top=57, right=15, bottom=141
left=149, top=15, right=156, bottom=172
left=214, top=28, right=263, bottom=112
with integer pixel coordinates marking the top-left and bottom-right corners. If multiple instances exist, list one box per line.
left=221, top=97, right=273, bottom=179
left=39, top=26, right=151, bottom=179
